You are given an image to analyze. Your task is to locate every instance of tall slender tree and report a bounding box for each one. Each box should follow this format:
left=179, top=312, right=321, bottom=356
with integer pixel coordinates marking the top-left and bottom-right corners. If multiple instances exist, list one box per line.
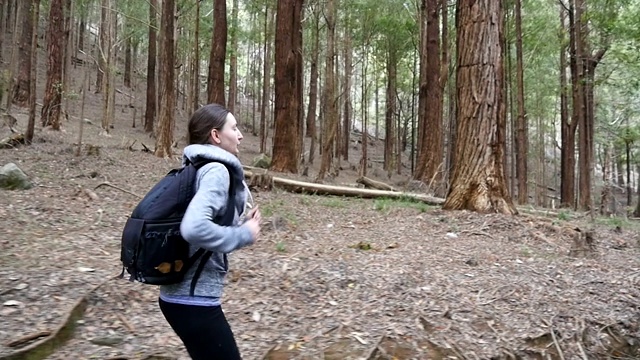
left=443, top=0, right=516, bottom=214
left=155, top=0, right=176, bottom=157
left=144, top=0, right=157, bottom=133
left=228, top=0, right=239, bottom=113
left=317, top=0, right=337, bottom=181
left=514, top=0, right=528, bottom=204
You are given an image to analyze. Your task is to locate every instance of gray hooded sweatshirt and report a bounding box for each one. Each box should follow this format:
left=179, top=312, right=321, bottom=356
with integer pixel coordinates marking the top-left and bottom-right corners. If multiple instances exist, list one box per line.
left=159, top=144, right=254, bottom=306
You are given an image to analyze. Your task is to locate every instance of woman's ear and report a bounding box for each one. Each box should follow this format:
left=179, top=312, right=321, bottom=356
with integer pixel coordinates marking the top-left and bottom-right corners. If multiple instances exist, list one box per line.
left=210, top=129, right=222, bottom=144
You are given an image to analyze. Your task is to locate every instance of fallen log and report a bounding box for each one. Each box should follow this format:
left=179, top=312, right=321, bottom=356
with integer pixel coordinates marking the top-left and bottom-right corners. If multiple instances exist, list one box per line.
left=356, top=176, right=397, bottom=191
left=244, top=170, right=445, bottom=205
left=0, top=133, right=25, bottom=149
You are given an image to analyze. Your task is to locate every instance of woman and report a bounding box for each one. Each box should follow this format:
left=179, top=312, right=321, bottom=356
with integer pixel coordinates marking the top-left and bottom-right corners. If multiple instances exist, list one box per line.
left=159, top=103, right=261, bottom=359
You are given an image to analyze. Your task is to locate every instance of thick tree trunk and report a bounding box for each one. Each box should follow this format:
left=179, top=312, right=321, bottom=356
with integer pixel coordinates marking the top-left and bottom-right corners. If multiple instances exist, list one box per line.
left=96, top=0, right=107, bottom=94
left=443, top=0, right=516, bottom=214
left=144, top=0, right=157, bottom=133
left=207, top=0, right=227, bottom=105
left=191, top=0, right=200, bottom=113
left=10, top=0, right=34, bottom=107
left=155, top=0, right=176, bottom=158
left=41, top=0, right=65, bottom=130
left=271, top=0, right=303, bottom=173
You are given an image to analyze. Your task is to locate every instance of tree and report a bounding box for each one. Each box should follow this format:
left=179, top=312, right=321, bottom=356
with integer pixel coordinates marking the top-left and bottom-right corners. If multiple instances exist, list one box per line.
left=415, top=0, right=443, bottom=190
left=271, top=0, right=304, bottom=173
left=317, top=0, right=337, bottom=181
left=10, top=0, right=36, bottom=107
left=41, top=0, right=65, bottom=130
left=144, top=0, right=157, bottom=133
left=443, top=0, right=516, bottom=214
left=514, top=0, right=528, bottom=204
left=155, top=0, right=176, bottom=158
left=228, top=0, right=239, bottom=113
left=25, top=0, right=39, bottom=144
left=207, top=0, right=226, bottom=105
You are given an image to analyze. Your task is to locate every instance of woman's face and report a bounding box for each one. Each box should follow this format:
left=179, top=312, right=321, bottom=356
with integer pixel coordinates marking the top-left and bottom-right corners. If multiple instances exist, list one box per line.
left=210, top=113, right=243, bottom=156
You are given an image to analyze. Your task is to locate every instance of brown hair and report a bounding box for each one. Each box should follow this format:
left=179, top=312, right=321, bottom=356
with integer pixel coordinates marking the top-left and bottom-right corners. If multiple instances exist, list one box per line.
left=187, top=103, right=230, bottom=145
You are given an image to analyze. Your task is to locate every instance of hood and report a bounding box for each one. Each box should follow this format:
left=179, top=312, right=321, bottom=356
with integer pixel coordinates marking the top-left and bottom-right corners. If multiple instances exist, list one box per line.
left=182, top=144, right=244, bottom=180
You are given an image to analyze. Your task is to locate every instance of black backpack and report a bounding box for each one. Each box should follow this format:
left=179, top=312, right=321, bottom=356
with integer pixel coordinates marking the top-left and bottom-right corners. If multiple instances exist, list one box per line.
left=119, top=160, right=236, bottom=295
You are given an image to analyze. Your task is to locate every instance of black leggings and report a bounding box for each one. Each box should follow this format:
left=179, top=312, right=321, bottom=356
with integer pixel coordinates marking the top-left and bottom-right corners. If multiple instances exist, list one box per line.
left=159, top=299, right=241, bottom=360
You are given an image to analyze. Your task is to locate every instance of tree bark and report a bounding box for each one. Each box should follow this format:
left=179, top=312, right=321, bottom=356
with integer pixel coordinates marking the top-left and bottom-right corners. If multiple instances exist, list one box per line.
left=384, top=46, right=397, bottom=177
left=144, top=0, right=157, bottom=133
left=155, top=0, right=176, bottom=158
left=25, top=0, right=39, bottom=144
left=124, top=37, right=132, bottom=88
left=443, top=0, right=516, bottom=214
left=317, top=0, right=337, bottom=182
left=101, top=0, right=115, bottom=132
left=415, top=0, right=443, bottom=191
left=342, top=31, right=352, bottom=161
left=228, top=0, right=238, bottom=113
left=271, top=0, right=304, bottom=173
left=207, top=0, right=227, bottom=105
left=561, top=2, right=578, bottom=208
left=306, top=9, right=320, bottom=165
left=41, top=0, right=64, bottom=130
left=514, top=0, right=528, bottom=204
left=10, top=0, right=35, bottom=107
left=96, top=0, right=107, bottom=94
left=260, top=7, right=273, bottom=154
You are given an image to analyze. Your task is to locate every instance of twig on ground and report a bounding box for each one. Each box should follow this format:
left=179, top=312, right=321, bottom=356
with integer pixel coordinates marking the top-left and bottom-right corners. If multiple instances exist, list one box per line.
left=5, top=331, right=52, bottom=348
left=95, top=182, right=142, bottom=198
left=549, top=317, right=566, bottom=360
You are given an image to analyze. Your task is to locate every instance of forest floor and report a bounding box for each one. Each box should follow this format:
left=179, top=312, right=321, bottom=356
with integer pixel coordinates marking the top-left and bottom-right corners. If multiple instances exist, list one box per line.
left=1, top=54, right=640, bottom=359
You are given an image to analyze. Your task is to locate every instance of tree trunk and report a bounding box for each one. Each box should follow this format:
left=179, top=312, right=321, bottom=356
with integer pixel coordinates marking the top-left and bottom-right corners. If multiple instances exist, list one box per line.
left=384, top=46, right=397, bottom=177
left=100, top=0, right=115, bottom=132
left=191, top=0, right=200, bottom=113
left=10, top=0, right=34, bottom=107
left=342, top=32, right=352, bottom=162
left=306, top=9, right=319, bottom=165
left=562, top=2, right=578, bottom=208
left=599, top=144, right=611, bottom=215
left=124, top=37, right=132, bottom=88
left=228, top=0, right=238, bottom=113
left=0, top=0, right=5, bottom=62
left=260, top=6, right=273, bottom=154
left=443, top=0, right=516, bottom=215
left=317, top=0, right=337, bottom=182
left=154, top=0, right=176, bottom=158
left=271, top=0, right=303, bottom=173
left=514, top=0, right=528, bottom=205
left=41, top=0, right=64, bottom=130
left=24, top=0, right=39, bottom=144
left=96, top=0, right=107, bottom=94
left=415, top=0, right=442, bottom=191
left=634, top=164, right=640, bottom=218
left=144, top=0, right=157, bottom=133
left=207, top=0, right=227, bottom=105
left=360, top=51, right=369, bottom=177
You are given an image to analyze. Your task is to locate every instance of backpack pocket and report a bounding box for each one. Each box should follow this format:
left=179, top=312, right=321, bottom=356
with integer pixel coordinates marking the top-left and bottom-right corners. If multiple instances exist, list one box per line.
left=122, top=217, right=190, bottom=285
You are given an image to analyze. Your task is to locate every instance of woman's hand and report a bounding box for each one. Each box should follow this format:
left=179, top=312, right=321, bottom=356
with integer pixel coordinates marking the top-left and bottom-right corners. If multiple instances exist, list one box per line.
left=244, top=206, right=261, bottom=241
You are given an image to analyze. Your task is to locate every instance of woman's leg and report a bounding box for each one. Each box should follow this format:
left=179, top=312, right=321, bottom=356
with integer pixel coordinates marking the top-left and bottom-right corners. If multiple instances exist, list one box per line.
left=159, top=299, right=241, bottom=360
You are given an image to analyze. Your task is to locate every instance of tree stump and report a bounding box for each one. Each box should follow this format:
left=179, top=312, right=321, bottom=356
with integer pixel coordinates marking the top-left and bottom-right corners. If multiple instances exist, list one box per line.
left=569, top=228, right=597, bottom=258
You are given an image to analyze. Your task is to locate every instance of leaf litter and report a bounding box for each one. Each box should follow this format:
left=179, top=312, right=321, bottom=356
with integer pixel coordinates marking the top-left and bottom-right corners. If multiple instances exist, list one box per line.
left=0, top=111, right=639, bottom=359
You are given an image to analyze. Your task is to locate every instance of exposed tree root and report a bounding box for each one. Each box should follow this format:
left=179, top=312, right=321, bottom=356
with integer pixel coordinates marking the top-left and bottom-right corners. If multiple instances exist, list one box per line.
left=0, top=279, right=110, bottom=360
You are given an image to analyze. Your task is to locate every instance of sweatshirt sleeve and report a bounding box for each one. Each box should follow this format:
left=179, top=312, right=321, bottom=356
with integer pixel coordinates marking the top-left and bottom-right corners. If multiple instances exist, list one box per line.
left=180, top=162, right=255, bottom=253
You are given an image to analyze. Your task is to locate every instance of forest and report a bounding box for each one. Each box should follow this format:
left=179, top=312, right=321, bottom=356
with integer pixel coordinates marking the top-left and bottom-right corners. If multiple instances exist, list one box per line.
left=1, top=0, right=640, bottom=359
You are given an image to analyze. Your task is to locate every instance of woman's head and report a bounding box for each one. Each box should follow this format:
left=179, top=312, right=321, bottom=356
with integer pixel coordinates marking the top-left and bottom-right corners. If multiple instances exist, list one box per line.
left=187, top=103, right=243, bottom=155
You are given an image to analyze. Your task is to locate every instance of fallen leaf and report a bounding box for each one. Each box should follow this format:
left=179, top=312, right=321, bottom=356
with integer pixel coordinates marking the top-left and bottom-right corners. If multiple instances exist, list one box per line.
left=78, top=267, right=95, bottom=272
left=3, top=300, right=23, bottom=307
left=252, top=311, right=261, bottom=322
